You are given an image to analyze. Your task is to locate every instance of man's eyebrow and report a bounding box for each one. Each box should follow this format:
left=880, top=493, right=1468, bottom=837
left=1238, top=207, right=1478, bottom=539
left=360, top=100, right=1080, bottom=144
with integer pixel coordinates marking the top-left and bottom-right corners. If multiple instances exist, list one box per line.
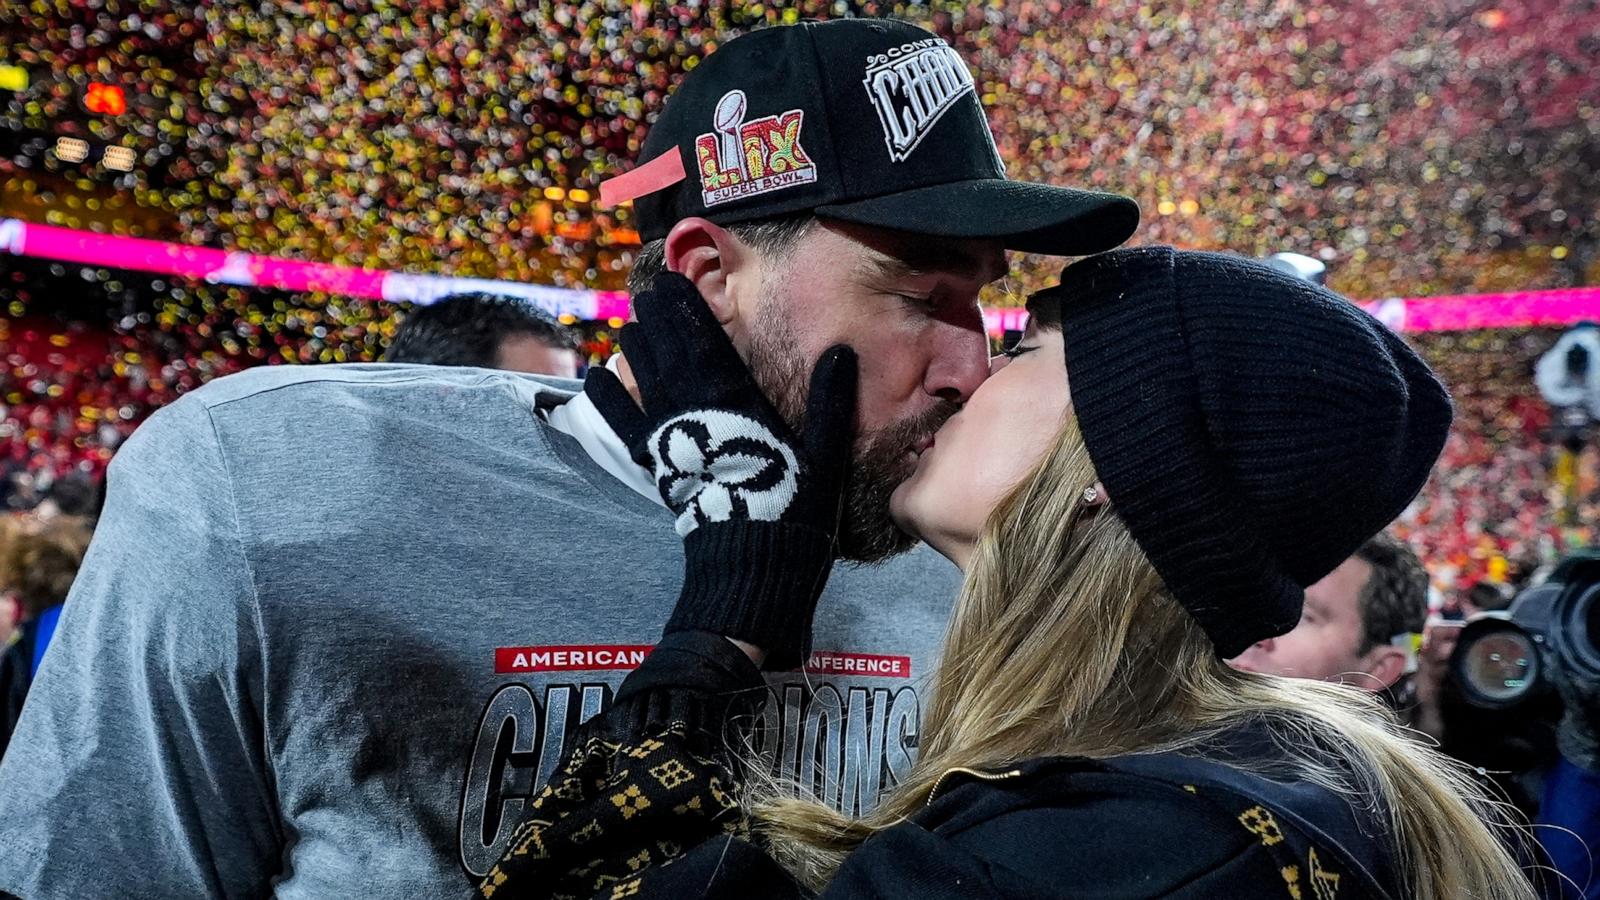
left=858, top=245, right=1008, bottom=285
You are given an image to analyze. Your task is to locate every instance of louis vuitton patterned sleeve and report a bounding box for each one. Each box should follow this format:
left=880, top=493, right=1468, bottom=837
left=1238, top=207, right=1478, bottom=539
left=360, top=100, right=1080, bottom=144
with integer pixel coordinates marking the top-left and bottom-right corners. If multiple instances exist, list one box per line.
left=477, top=630, right=794, bottom=900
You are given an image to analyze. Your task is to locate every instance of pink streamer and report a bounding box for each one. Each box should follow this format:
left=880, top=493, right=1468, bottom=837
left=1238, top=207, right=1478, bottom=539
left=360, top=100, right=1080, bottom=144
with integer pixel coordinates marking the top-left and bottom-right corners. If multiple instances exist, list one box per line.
left=4, top=219, right=1595, bottom=334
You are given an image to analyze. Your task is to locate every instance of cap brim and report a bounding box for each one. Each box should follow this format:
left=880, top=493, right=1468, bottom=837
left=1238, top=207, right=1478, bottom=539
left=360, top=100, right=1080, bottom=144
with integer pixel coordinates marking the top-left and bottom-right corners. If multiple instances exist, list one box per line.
left=815, top=179, right=1140, bottom=256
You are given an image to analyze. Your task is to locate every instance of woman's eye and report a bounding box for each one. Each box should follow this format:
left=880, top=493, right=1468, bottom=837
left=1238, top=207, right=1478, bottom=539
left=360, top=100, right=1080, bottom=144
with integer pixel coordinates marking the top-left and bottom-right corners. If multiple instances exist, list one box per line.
left=1001, top=344, right=1038, bottom=359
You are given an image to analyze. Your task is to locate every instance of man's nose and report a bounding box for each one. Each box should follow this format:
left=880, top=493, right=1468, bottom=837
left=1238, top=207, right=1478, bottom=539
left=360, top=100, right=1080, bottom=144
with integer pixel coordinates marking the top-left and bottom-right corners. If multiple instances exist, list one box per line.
left=924, top=326, right=991, bottom=404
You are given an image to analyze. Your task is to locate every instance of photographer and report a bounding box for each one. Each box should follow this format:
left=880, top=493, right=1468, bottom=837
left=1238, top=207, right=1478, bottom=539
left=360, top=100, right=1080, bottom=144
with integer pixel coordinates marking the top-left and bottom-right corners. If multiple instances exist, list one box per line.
left=1415, top=557, right=1600, bottom=900
left=1237, top=537, right=1600, bottom=899
left=1541, top=685, right=1600, bottom=900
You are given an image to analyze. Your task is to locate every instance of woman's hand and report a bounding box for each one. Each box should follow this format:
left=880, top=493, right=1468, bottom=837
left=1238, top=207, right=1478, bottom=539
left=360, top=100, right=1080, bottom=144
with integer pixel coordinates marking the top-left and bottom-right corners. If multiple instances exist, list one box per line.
left=589, top=272, right=858, bottom=669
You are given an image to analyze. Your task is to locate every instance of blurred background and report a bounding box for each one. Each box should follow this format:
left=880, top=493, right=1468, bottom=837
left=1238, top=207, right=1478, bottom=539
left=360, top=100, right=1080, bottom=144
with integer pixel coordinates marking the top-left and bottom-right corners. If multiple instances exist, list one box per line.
left=0, top=0, right=1596, bottom=596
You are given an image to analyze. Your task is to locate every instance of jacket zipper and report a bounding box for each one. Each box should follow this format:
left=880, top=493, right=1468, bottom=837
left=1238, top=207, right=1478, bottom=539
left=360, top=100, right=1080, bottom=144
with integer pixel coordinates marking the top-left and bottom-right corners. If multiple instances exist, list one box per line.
left=927, top=766, right=1024, bottom=806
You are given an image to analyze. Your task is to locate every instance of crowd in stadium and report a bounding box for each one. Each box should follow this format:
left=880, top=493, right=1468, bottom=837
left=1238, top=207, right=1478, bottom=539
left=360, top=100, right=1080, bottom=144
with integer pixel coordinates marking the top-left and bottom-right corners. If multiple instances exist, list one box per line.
left=3, top=0, right=1595, bottom=296
left=0, top=0, right=1596, bottom=590
left=1396, top=330, right=1599, bottom=592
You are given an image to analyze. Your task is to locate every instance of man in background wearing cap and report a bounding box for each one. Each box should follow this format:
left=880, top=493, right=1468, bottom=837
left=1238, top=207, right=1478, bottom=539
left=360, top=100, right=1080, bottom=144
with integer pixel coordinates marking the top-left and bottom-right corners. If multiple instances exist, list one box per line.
left=0, top=19, right=1134, bottom=898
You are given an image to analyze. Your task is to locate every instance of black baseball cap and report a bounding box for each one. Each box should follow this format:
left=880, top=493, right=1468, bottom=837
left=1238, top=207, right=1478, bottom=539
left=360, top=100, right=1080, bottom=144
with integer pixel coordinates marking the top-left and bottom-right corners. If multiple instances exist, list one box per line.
left=600, top=19, right=1139, bottom=255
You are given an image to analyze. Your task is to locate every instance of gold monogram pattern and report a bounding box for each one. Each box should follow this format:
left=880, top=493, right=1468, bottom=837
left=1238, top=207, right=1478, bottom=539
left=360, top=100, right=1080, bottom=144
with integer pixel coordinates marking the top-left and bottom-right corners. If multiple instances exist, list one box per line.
left=1239, top=805, right=1287, bottom=847
left=1308, top=848, right=1342, bottom=899
left=610, top=785, right=651, bottom=820
left=1233, top=798, right=1345, bottom=899
left=650, top=758, right=694, bottom=790
left=478, top=721, right=749, bottom=898
left=1280, top=865, right=1303, bottom=900
left=483, top=728, right=1365, bottom=899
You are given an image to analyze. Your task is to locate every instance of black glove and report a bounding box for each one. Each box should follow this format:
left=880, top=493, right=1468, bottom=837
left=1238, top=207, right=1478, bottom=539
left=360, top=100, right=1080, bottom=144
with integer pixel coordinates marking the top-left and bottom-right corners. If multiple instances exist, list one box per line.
left=588, top=273, right=858, bottom=669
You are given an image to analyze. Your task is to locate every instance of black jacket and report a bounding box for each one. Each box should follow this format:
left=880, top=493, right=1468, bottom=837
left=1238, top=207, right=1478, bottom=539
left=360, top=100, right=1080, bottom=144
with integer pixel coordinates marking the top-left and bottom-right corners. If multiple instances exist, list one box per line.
left=0, top=621, right=43, bottom=760
left=483, top=633, right=1404, bottom=899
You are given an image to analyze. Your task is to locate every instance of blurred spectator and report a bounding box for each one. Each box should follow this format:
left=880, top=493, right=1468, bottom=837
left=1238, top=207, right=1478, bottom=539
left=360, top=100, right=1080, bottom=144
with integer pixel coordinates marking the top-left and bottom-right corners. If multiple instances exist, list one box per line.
left=1394, top=328, right=1597, bottom=591
left=0, top=513, right=93, bottom=758
left=382, top=293, right=582, bottom=378
left=0, top=516, right=17, bottom=648
left=35, top=473, right=102, bottom=520
left=1230, top=532, right=1427, bottom=696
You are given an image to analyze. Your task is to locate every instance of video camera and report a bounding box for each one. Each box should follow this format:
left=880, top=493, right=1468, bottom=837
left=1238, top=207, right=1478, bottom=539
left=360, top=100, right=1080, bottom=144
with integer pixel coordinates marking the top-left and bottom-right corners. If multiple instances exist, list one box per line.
left=1450, top=549, right=1600, bottom=709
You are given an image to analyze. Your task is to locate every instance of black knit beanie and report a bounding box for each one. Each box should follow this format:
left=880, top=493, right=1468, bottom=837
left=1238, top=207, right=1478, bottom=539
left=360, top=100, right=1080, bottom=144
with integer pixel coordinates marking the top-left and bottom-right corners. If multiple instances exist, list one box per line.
left=1045, top=246, right=1453, bottom=658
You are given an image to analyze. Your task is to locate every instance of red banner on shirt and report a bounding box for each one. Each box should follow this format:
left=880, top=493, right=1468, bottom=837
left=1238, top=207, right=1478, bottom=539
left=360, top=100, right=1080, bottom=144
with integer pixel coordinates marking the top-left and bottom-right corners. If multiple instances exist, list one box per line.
left=495, top=645, right=654, bottom=673
left=493, top=645, right=911, bottom=678
left=801, top=651, right=912, bottom=678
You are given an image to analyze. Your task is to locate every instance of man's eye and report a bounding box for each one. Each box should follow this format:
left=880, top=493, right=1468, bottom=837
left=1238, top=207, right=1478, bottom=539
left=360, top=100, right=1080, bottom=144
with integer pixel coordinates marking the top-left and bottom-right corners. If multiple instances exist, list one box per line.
left=895, top=293, right=935, bottom=310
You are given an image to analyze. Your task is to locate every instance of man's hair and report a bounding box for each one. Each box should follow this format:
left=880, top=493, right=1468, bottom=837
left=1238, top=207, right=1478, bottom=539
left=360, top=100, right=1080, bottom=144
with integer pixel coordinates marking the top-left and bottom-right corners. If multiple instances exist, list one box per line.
left=383, top=293, right=579, bottom=367
left=626, top=214, right=816, bottom=296
left=1353, top=532, right=1429, bottom=654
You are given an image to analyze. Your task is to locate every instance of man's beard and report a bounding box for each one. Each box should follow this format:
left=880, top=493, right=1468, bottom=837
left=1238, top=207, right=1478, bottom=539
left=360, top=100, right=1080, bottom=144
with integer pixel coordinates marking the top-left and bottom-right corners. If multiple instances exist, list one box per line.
left=747, top=294, right=958, bottom=564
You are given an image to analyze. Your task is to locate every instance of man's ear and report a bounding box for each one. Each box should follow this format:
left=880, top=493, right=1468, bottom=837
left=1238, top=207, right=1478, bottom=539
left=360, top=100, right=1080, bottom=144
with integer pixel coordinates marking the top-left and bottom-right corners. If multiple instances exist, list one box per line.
left=663, top=217, right=749, bottom=328
left=1362, top=646, right=1408, bottom=691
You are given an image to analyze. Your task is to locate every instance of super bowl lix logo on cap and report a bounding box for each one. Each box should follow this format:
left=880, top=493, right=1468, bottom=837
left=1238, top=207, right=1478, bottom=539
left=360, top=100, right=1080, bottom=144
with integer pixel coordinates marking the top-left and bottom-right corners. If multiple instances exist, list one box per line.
left=863, top=39, right=977, bottom=163
left=695, top=89, right=818, bottom=207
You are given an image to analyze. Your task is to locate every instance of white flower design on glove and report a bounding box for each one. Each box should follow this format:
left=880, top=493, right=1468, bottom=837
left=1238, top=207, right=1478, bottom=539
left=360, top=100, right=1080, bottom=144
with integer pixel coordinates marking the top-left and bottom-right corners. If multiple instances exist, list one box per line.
left=647, top=410, right=800, bottom=536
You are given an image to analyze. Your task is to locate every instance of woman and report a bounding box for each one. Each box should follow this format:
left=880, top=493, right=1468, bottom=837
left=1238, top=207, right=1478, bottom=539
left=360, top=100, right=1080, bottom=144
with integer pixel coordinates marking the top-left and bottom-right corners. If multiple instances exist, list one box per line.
left=479, top=247, right=1534, bottom=899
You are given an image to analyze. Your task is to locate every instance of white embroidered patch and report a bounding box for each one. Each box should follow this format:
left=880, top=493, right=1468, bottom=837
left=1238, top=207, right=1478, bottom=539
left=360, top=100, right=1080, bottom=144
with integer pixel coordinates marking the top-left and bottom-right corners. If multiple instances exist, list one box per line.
left=862, top=40, right=978, bottom=163
left=647, top=410, right=799, bottom=536
left=694, top=89, right=818, bottom=207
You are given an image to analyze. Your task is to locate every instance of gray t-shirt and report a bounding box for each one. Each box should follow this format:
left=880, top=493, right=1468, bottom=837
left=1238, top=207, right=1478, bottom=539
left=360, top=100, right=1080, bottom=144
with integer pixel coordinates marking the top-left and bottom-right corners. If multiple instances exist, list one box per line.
left=0, top=364, right=959, bottom=898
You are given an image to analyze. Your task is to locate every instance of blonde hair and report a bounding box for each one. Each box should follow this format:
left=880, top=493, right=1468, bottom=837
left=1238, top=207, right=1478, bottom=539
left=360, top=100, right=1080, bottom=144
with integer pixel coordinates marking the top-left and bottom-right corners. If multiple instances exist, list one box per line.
left=754, top=417, right=1534, bottom=900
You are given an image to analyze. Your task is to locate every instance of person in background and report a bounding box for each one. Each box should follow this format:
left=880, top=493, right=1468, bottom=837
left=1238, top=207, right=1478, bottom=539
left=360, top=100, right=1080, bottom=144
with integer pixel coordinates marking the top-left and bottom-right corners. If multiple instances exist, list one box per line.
left=382, top=292, right=584, bottom=378
left=1230, top=525, right=1599, bottom=897
left=0, top=514, right=93, bottom=758
left=33, top=473, right=102, bottom=520
left=0, top=517, right=18, bottom=649
left=1412, top=580, right=1600, bottom=900
left=1230, top=532, right=1426, bottom=697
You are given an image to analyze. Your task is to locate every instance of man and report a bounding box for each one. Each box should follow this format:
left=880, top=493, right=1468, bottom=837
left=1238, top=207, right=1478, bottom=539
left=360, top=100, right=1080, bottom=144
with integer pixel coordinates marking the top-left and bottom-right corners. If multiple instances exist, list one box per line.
left=0, top=19, right=1137, bottom=897
left=383, top=292, right=584, bottom=379
left=1231, top=531, right=1426, bottom=694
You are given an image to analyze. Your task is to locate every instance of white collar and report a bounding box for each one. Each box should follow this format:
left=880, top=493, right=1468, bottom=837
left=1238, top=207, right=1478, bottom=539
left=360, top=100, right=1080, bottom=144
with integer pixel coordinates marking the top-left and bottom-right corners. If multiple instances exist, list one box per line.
left=544, top=356, right=663, bottom=507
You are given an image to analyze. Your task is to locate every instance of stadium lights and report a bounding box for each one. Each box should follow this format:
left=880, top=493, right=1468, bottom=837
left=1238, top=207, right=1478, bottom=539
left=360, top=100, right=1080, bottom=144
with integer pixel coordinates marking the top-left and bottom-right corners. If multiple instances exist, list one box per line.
left=54, top=137, right=89, bottom=164
left=103, top=146, right=136, bottom=172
